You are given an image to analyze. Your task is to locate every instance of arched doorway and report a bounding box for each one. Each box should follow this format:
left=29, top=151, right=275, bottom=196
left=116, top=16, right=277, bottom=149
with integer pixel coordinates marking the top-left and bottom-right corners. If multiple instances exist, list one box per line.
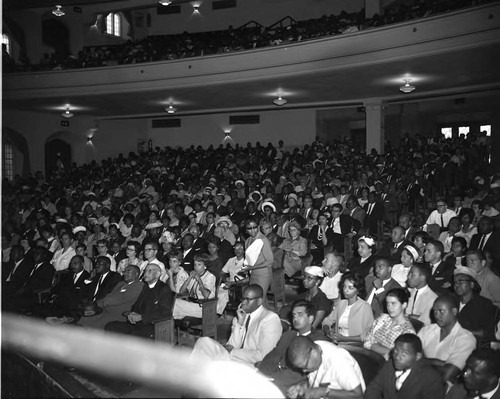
left=42, top=18, right=70, bottom=62
left=45, top=138, right=71, bottom=178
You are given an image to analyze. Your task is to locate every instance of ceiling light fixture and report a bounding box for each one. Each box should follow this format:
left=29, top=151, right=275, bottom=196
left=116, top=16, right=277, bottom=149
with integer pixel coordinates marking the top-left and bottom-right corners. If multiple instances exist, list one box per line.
left=159, top=0, right=172, bottom=5
left=273, top=95, right=287, bottom=106
left=399, top=79, right=416, bottom=93
left=61, top=107, right=74, bottom=118
left=165, top=104, right=177, bottom=114
left=193, top=5, right=200, bottom=12
left=52, top=5, right=65, bottom=17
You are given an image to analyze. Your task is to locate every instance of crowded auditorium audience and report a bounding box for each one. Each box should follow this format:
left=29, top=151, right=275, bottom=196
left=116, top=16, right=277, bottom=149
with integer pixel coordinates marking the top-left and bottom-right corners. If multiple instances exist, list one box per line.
left=2, top=130, right=500, bottom=396
left=3, top=0, right=494, bottom=73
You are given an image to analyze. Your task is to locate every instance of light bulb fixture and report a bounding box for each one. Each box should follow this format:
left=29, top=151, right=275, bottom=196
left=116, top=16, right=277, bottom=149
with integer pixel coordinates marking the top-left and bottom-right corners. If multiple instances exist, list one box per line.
left=159, top=0, right=172, bottom=5
left=273, top=95, right=287, bottom=106
left=165, top=104, right=177, bottom=114
left=399, top=79, right=416, bottom=93
left=193, top=5, right=200, bottom=12
left=52, top=5, right=65, bottom=17
left=61, top=107, right=74, bottom=118
left=87, top=137, right=93, bottom=143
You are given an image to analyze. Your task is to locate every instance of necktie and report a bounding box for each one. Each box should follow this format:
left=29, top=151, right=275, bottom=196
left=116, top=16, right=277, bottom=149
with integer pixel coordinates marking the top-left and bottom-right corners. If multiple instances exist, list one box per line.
left=242, top=314, right=251, bottom=348
left=478, top=234, right=486, bottom=250
left=395, top=369, right=409, bottom=390
left=368, top=203, right=373, bottom=215
left=440, top=214, right=445, bottom=228
left=411, top=289, right=418, bottom=314
left=74, top=274, right=78, bottom=284
left=93, top=275, right=104, bottom=299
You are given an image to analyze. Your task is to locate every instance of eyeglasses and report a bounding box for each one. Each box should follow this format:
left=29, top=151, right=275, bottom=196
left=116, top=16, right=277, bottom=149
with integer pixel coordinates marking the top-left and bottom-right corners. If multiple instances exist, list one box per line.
left=303, top=275, right=317, bottom=281
left=126, top=247, right=135, bottom=251
left=242, top=296, right=261, bottom=302
left=454, top=279, right=472, bottom=285
left=144, top=248, right=156, bottom=252
left=246, top=226, right=258, bottom=231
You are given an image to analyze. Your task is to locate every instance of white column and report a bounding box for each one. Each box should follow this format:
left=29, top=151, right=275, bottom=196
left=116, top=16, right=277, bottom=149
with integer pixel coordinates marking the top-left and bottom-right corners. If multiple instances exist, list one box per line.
left=364, top=100, right=385, bottom=154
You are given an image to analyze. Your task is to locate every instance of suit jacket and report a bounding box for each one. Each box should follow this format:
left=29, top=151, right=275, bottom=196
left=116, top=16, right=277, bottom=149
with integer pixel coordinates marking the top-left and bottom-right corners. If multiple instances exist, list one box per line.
left=191, top=237, right=206, bottom=253
left=348, top=254, right=376, bottom=279
left=365, top=277, right=402, bottom=318
left=404, top=226, right=420, bottom=241
left=181, top=247, right=196, bottom=272
left=51, top=270, right=90, bottom=310
left=446, top=383, right=500, bottom=399
left=2, top=258, right=34, bottom=289
left=365, top=358, right=445, bottom=399
left=378, top=240, right=413, bottom=264
left=83, top=271, right=123, bottom=302
left=131, top=280, right=173, bottom=324
left=470, top=231, right=500, bottom=272
left=299, top=207, right=314, bottom=220
left=227, top=305, right=282, bottom=364
left=364, top=201, right=385, bottom=235
left=427, top=259, right=455, bottom=294
left=349, top=206, right=366, bottom=227
left=23, top=261, right=55, bottom=293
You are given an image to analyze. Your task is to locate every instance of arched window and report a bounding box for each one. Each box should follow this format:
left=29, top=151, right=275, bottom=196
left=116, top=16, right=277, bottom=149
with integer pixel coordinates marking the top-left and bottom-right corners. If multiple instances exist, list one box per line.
left=2, top=33, right=11, bottom=54
left=3, top=144, right=14, bottom=180
left=105, top=13, right=121, bottom=37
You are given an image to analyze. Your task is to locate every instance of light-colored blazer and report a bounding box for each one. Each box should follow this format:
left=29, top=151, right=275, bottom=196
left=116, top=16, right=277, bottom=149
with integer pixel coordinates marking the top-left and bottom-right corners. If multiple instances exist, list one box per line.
left=228, top=305, right=282, bottom=364
left=322, top=298, right=374, bottom=340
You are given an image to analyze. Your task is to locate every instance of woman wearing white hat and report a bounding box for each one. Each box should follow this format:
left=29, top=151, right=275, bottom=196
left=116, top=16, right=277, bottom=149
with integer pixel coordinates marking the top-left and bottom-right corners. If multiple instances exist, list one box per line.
left=391, top=245, right=419, bottom=287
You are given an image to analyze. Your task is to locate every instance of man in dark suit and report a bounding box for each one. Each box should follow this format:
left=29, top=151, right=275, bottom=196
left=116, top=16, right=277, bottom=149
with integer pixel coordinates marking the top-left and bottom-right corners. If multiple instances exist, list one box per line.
left=189, top=224, right=206, bottom=253
left=469, top=216, right=500, bottom=274
left=399, top=214, right=419, bottom=241
left=363, top=191, right=385, bottom=236
left=365, top=257, right=402, bottom=318
left=82, top=256, right=122, bottom=304
left=445, top=348, right=500, bottom=399
left=200, top=212, right=217, bottom=237
left=180, top=233, right=196, bottom=272
left=298, top=195, right=314, bottom=220
left=328, top=204, right=360, bottom=253
left=33, top=254, right=90, bottom=318
left=425, top=240, right=455, bottom=294
left=4, top=246, right=55, bottom=313
left=365, top=334, right=445, bottom=399
left=105, top=263, right=173, bottom=338
left=345, top=197, right=366, bottom=228
left=2, top=244, right=33, bottom=293
left=378, top=226, right=413, bottom=264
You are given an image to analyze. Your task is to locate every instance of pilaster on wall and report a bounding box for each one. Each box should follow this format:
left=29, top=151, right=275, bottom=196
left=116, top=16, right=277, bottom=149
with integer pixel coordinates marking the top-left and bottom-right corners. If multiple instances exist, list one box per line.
left=364, top=100, right=385, bottom=155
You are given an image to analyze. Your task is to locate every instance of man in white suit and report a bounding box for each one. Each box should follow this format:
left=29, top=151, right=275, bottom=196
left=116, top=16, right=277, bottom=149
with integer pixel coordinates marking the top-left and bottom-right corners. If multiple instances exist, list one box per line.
left=191, top=284, right=282, bottom=366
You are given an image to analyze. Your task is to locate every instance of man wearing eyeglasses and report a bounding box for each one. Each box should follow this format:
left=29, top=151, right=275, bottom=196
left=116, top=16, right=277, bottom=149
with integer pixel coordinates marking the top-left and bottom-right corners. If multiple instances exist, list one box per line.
left=139, top=242, right=166, bottom=282
left=286, top=335, right=365, bottom=399
left=192, top=284, right=282, bottom=366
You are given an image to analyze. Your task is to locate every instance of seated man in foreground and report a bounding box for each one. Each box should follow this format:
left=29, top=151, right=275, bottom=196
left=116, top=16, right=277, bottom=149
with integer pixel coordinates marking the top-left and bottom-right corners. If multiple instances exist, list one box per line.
left=78, top=265, right=144, bottom=329
left=191, top=284, right=282, bottom=366
left=286, top=335, right=365, bottom=399
left=445, top=347, right=500, bottom=399
left=257, top=300, right=330, bottom=393
left=365, top=333, right=445, bottom=399
left=417, top=294, right=476, bottom=385
left=105, top=263, right=173, bottom=338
